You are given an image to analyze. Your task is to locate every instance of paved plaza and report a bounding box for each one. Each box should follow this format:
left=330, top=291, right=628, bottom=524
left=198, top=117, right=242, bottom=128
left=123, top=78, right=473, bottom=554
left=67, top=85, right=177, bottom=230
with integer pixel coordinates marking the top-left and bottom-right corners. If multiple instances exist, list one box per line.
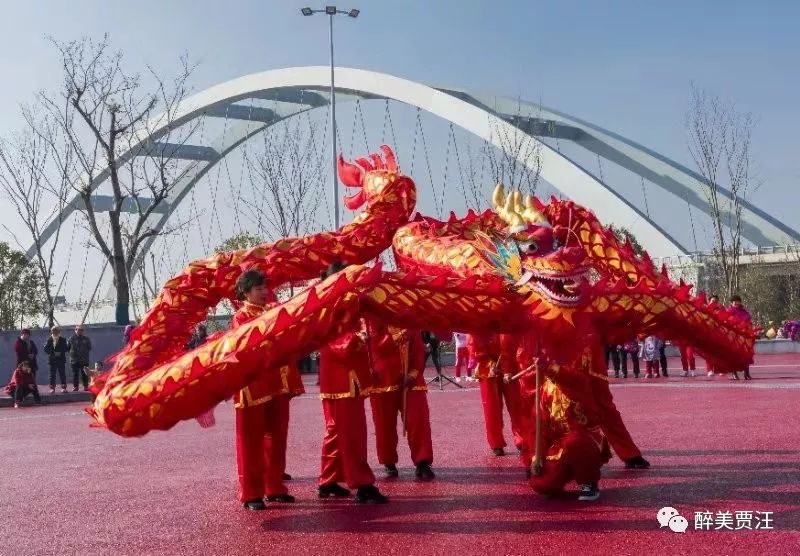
left=2, top=354, right=799, bottom=555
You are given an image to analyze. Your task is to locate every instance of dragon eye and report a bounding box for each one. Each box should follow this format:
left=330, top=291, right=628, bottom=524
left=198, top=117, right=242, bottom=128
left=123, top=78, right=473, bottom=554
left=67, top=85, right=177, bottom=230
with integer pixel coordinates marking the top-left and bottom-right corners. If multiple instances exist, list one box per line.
left=518, top=241, right=538, bottom=253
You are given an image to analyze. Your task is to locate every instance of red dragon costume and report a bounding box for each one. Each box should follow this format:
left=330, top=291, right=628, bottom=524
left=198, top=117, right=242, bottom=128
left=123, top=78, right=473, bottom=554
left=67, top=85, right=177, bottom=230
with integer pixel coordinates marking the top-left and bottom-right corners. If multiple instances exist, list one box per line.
left=85, top=144, right=757, bottom=500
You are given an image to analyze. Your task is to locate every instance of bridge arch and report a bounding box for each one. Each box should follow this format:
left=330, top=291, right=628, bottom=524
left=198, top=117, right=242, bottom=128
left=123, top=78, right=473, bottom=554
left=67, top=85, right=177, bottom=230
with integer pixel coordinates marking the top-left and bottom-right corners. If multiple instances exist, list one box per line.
left=31, top=66, right=800, bottom=275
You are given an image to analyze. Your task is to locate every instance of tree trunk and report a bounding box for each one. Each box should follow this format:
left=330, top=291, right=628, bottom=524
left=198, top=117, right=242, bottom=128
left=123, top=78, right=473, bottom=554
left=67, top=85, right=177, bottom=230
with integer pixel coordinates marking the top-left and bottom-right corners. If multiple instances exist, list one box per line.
left=110, top=213, right=130, bottom=325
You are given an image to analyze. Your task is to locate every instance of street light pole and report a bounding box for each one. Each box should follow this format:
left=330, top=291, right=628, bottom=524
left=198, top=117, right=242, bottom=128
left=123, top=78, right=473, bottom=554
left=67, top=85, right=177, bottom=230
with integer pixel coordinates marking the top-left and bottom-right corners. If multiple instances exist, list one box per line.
left=328, top=13, right=338, bottom=229
left=301, top=6, right=360, bottom=230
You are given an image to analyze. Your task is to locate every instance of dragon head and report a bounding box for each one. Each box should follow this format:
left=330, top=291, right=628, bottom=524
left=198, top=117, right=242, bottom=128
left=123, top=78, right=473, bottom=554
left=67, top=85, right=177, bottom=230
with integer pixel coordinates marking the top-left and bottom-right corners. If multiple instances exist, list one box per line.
left=337, top=145, right=416, bottom=218
left=483, top=184, right=590, bottom=310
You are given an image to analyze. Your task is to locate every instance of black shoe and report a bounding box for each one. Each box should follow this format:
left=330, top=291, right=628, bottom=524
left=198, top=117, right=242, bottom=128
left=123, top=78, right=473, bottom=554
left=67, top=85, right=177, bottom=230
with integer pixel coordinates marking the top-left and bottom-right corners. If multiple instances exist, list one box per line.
left=243, top=499, right=267, bottom=511
left=614, top=372, right=619, bottom=378
left=318, top=483, right=351, bottom=498
left=415, top=463, right=435, bottom=480
left=355, top=485, right=388, bottom=504
left=384, top=464, right=399, bottom=478
left=492, top=448, right=505, bottom=457
left=622, top=374, right=628, bottom=379
left=624, top=456, right=651, bottom=469
left=578, top=483, right=600, bottom=501
left=266, top=494, right=295, bottom=503
left=282, top=472, right=292, bottom=481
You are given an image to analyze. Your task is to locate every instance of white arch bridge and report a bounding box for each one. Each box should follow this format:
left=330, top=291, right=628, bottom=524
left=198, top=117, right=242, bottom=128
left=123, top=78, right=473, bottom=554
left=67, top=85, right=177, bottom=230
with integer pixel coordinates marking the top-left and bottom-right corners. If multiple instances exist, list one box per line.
left=31, top=67, right=800, bottom=321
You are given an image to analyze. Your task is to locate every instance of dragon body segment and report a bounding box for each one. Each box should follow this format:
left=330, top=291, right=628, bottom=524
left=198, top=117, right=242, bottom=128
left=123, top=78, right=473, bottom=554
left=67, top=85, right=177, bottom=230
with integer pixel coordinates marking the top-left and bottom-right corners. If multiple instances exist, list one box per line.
left=89, top=146, right=756, bottom=437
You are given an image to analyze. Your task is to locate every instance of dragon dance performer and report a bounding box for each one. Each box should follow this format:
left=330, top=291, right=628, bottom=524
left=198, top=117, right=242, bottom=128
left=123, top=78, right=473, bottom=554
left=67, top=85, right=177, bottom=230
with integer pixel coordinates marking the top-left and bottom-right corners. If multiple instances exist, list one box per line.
left=586, top=343, right=650, bottom=469
left=522, top=355, right=611, bottom=502
left=367, top=322, right=435, bottom=479
left=517, top=334, right=649, bottom=470
left=232, top=270, right=304, bottom=511
left=317, top=262, right=388, bottom=504
left=470, top=333, right=532, bottom=459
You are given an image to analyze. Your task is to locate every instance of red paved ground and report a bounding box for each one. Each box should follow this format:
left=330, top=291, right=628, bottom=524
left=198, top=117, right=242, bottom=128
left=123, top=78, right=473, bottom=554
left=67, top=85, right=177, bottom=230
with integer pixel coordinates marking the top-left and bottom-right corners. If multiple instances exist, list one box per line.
left=2, top=354, right=799, bottom=555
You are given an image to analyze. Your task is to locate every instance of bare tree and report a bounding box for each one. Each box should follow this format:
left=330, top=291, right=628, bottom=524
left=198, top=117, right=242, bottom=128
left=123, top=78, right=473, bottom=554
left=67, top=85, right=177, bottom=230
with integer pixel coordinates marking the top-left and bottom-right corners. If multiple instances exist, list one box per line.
left=240, top=113, right=324, bottom=241
left=482, top=99, right=543, bottom=199
left=0, top=106, right=73, bottom=326
left=38, top=35, right=197, bottom=324
left=686, top=85, right=756, bottom=299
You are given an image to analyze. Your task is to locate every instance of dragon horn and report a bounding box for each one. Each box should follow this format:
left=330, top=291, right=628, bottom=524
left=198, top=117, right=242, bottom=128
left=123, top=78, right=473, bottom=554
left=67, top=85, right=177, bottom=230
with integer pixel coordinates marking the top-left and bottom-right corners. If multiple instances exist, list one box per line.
left=492, top=183, right=506, bottom=210
left=503, top=190, right=526, bottom=230
left=379, top=145, right=398, bottom=172
left=513, top=191, right=524, bottom=213
left=522, top=193, right=549, bottom=226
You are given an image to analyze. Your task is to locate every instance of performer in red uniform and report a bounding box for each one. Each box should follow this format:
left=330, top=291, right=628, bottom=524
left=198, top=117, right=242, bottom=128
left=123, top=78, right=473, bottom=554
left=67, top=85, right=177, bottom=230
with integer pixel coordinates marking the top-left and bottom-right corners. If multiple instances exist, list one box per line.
left=470, top=333, right=531, bottom=458
left=678, top=343, right=696, bottom=377
left=368, top=322, right=435, bottom=479
left=526, top=356, right=611, bottom=501
left=232, top=270, right=305, bottom=511
left=316, top=261, right=387, bottom=504
left=587, top=343, right=650, bottom=469
left=517, top=334, right=649, bottom=470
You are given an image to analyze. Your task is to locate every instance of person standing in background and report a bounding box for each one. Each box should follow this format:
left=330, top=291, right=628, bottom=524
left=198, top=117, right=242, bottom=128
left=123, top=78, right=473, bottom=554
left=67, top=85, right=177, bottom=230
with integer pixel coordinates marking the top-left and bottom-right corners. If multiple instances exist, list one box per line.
left=452, top=332, right=469, bottom=382
left=621, top=338, right=640, bottom=378
left=68, top=325, right=92, bottom=391
left=658, top=341, right=669, bottom=377
left=14, top=328, right=38, bottom=376
left=422, top=331, right=443, bottom=382
left=641, top=335, right=663, bottom=379
left=44, top=326, right=68, bottom=394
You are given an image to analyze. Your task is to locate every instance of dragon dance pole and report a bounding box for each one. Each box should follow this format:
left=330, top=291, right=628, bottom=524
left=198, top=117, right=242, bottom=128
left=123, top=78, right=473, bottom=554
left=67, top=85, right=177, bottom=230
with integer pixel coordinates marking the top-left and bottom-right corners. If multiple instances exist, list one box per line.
left=532, top=342, right=544, bottom=477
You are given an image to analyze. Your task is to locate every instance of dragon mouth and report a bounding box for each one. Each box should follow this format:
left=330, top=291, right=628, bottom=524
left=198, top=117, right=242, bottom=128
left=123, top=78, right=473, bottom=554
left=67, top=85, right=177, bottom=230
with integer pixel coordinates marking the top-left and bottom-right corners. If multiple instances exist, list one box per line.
left=516, top=269, right=587, bottom=306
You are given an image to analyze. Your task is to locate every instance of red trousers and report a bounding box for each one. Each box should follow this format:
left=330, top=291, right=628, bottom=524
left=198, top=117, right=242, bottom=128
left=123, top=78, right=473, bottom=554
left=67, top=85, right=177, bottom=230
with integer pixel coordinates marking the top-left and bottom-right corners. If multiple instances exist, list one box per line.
left=370, top=389, right=434, bottom=466
left=319, top=396, right=375, bottom=488
left=479, top=378, right=531, bottom=459
left=454, top=347, right=469, bottom=377
left=235, top=395, right=290, bottom=501
left=529, top=429, right=608, bottom=494
left=590, top=376, right=642, bottom=460
left=680, top=346, right=696, bottom=371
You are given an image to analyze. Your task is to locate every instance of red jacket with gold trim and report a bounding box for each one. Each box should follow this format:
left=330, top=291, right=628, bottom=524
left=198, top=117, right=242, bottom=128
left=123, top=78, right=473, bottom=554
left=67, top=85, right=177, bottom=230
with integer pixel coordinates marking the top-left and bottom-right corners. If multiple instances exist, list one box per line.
left=319, top=330, right=372, bottom=398
left=231, top=301, right=304, bottom=409
left=469, top=334, right=501, bottom=380
left=537, top=362, right=605, bottom=461
left=366, top=323, right=406, bottom=393
left=498, top=334, right=520, bottom=375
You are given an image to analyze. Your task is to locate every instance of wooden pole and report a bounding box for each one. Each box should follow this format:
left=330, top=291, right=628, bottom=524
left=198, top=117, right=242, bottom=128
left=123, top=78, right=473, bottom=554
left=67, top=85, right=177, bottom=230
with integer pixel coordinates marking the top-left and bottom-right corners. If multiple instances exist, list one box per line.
left=532, top=340, right=544, bottom=477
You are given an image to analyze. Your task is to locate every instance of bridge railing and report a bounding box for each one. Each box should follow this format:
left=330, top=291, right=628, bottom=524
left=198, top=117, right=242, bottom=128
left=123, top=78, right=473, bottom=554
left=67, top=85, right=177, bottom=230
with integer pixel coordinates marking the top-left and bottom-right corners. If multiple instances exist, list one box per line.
left=654, top=244, right=800, bottom=267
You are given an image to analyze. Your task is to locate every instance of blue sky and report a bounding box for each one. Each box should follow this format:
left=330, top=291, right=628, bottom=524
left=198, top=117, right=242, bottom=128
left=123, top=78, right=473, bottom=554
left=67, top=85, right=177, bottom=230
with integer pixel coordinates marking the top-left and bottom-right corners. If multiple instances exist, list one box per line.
left=1, top=0, right=798, bottom=238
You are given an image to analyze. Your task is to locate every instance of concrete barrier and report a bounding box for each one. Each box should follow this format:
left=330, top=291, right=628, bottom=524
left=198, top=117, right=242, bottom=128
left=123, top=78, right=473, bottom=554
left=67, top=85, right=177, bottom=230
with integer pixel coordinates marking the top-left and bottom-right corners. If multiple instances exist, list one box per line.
left=1, top=325, right=127, bottom=385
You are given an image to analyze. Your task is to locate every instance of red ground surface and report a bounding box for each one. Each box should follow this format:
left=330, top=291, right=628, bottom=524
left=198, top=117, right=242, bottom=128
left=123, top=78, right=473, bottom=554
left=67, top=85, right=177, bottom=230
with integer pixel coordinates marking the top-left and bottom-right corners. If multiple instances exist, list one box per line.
left=2, top=354, right=799, bottom=555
